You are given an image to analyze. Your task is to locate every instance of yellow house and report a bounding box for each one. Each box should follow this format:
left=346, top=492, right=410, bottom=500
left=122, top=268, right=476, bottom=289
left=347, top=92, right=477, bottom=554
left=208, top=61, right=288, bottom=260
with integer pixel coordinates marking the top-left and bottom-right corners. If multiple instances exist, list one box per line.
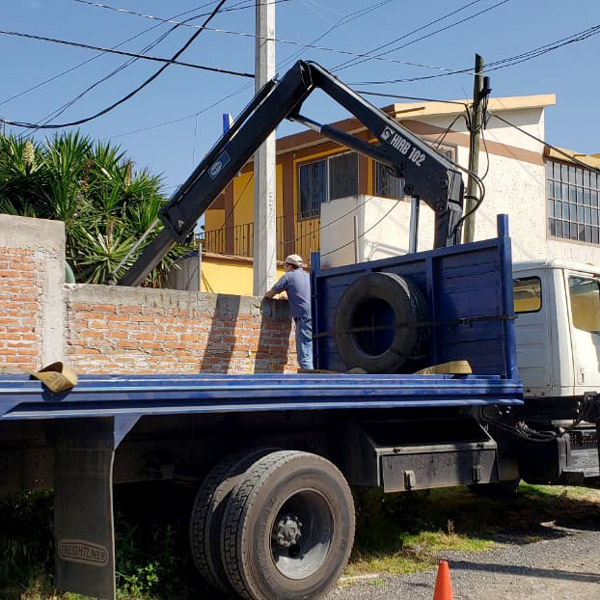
left=200, top=94, right=600, bottom=295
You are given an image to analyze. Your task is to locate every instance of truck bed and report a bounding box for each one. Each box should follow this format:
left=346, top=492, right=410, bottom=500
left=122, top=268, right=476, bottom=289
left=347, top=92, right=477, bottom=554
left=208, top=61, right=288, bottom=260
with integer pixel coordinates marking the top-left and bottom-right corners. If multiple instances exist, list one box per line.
left=0, top=372, right=523, bottom=421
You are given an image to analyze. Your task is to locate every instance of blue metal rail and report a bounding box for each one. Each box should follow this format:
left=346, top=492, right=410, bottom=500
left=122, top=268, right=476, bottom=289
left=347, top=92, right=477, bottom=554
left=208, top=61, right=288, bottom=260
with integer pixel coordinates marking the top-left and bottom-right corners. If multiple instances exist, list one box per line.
left=0, top=372, right=522, bottom=421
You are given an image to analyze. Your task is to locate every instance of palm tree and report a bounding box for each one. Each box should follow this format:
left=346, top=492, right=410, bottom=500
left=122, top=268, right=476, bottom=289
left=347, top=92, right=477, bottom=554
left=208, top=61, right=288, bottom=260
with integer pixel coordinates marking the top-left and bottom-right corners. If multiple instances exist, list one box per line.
left=0, top=132, right=191, bottom=285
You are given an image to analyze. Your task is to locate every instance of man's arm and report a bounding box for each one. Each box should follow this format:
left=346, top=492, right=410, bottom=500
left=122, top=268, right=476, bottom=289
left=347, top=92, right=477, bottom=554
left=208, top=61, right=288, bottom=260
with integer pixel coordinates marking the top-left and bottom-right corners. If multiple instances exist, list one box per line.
left=264, top=273, right=288, bottom=299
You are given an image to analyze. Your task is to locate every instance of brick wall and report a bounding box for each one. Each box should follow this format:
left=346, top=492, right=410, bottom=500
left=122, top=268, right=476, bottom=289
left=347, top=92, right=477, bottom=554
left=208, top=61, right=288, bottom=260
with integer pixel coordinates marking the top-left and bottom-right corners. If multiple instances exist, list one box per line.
left=0, top=248, right=44, bottom=371
left=66, top=285, right=296, bottom=374
left=1, top=214, right=296, bottom=376
left=0, top=215, right=65, bottom=373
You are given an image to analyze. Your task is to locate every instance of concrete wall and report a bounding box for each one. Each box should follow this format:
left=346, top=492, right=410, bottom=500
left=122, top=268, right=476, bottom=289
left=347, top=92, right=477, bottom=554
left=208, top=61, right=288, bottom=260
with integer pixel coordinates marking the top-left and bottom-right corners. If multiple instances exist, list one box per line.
left=321, top=106, right=600, bottom=270
left=1, top=214, right=296, bottom=375
left=0, top=215, right=65, bottom=372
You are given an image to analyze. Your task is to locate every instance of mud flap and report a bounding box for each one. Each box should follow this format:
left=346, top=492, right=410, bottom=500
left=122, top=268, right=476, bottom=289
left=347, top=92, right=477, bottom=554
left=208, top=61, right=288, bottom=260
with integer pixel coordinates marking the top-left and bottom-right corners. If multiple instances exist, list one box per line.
left=54, top=416, right=138, bottom=600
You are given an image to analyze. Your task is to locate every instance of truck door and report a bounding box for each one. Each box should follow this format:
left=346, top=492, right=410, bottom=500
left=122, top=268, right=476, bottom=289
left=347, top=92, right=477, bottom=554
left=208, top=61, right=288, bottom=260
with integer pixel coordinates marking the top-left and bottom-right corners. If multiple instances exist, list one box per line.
left=513, top=274, right=554, bottom=396
left=566, top=272, right=600, bottom=393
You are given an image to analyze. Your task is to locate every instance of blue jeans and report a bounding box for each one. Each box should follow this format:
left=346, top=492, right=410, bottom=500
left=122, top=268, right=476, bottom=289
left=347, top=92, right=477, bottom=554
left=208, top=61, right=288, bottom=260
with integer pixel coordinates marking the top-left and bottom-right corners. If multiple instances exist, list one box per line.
left=294, top=316, right=313, bottom=370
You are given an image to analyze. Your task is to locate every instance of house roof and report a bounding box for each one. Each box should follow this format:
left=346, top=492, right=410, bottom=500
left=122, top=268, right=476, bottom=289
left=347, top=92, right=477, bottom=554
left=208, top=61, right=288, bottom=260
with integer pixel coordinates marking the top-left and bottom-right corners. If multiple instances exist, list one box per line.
left=275, top=94, right=556, bottom=155
left=545, top=146, right=600, bottom=170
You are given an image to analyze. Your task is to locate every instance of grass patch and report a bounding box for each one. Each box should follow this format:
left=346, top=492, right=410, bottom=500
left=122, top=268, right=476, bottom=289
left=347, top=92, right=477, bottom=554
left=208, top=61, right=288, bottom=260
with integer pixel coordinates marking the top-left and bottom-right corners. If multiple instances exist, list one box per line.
left=1, top=483, right=599, bottom=598
left=345, top=483, right=600, bottom=577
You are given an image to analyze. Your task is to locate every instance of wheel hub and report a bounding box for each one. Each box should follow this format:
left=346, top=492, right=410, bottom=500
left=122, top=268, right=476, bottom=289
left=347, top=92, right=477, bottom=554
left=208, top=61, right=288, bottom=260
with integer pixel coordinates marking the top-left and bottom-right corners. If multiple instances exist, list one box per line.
left=275, top=514, right=302, bottom=548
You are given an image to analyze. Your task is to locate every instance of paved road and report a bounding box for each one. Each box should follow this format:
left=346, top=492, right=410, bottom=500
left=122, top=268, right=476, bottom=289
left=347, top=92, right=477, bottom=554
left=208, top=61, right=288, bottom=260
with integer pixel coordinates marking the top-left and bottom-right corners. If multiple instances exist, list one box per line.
left=328, top=529, right=600, bottom=600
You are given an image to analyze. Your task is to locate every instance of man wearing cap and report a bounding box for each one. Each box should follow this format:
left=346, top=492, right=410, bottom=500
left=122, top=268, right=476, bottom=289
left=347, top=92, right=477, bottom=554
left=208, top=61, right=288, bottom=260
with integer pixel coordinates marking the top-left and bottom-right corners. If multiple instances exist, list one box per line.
left=264, top=254, right=313, bottom=370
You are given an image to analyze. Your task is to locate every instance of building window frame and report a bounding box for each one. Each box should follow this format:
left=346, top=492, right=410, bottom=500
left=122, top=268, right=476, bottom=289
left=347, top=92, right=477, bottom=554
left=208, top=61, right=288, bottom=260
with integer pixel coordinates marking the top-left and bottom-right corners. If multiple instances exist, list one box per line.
left=297, top=151, right=359, bottom=219
left=547, top=159, right=600, bottom=245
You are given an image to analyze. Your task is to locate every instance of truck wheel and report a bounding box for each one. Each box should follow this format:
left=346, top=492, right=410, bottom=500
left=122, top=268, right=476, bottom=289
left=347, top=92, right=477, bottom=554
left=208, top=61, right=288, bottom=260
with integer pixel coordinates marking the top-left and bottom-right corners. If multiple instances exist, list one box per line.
left=221, top=450, right=355, bottom=600
left=189, top=448, right=276, bottom=592
left=334, top=272, right=428, bottom=373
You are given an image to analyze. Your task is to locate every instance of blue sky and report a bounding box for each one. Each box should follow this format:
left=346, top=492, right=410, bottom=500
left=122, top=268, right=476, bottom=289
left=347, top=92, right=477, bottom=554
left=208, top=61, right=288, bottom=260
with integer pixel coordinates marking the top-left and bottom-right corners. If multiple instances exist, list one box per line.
left=2, top=0, right=599, bottom=193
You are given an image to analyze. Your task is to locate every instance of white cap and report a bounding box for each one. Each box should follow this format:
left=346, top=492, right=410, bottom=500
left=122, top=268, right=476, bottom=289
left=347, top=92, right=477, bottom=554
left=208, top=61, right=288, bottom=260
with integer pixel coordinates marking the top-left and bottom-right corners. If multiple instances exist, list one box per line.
left=285, top=254, right=304, bottom=267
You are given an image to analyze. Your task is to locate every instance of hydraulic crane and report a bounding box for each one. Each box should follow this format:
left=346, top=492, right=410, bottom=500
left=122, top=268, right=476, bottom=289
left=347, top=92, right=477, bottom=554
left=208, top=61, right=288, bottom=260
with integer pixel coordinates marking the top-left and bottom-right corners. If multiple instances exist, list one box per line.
left=119, top=60, right=464, bottom=286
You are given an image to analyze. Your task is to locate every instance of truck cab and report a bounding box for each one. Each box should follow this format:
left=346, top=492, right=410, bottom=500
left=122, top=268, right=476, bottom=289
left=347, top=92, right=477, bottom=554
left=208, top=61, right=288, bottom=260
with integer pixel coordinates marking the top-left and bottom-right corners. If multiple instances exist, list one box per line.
left=514, top=260, right=600, bottom=400
left=513, top=260, right=600, bottom=481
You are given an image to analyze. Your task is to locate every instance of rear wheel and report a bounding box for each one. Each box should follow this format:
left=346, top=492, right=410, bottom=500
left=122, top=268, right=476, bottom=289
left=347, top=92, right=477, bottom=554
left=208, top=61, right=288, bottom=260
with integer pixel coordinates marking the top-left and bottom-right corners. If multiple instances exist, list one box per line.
left=189, top=448, right=276, bottom=592
left=221, top=450, right=355, bottom=600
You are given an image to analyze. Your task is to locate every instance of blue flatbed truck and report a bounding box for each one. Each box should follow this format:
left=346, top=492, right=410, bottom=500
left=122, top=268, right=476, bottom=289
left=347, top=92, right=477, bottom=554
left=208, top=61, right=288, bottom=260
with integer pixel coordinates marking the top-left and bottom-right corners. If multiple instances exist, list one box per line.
left=1, top=61, right=598, bottom=600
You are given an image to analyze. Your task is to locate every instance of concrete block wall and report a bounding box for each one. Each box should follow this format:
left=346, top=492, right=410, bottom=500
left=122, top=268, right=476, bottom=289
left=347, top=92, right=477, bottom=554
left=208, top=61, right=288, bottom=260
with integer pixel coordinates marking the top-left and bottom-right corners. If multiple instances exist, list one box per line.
left=1, top=214, right=296, bottom=375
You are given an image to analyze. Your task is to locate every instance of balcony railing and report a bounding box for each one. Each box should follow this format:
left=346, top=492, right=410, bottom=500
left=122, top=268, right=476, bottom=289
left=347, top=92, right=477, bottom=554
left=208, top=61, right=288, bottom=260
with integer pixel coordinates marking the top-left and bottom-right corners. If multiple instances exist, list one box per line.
left=201, top=215, right=320, bottom=263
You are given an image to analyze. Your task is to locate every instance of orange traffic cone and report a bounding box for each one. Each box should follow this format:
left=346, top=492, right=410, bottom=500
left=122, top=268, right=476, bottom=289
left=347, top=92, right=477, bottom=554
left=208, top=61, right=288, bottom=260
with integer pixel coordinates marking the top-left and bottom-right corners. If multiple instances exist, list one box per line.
left=432, top=560, right=454, bottom=600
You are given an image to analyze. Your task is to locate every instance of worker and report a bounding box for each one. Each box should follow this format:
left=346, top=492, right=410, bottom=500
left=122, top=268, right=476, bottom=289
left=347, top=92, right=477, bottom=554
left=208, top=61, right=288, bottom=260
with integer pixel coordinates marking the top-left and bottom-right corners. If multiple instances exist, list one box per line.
left=264, top=254, right=313, bottom=370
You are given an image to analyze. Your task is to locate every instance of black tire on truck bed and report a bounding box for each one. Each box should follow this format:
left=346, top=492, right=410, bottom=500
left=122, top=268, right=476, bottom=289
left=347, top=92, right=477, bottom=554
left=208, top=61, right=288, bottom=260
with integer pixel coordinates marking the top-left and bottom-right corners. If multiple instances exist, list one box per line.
left=221, top=450, right=355, bottom=600
left=189, top=447, right=277, bottom=593
left=334, top=272, right=429, bottom=373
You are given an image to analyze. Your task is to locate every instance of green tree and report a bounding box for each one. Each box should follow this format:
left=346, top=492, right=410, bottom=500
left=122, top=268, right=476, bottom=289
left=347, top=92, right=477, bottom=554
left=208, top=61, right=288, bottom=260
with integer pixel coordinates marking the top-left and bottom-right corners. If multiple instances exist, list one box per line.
left=0, top=132, right=191, bottom=285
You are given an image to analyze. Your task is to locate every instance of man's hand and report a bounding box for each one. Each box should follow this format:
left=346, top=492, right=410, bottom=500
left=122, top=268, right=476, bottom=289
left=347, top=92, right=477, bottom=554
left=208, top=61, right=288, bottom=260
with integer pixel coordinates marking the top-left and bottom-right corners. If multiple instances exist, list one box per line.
left=264, top=288, right=277, bottom=300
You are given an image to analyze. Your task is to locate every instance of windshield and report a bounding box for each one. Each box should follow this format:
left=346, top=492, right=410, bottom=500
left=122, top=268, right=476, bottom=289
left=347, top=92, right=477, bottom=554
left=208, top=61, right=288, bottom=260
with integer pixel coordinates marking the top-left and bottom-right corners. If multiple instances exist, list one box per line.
left=568, top=275, right=600, bottom=334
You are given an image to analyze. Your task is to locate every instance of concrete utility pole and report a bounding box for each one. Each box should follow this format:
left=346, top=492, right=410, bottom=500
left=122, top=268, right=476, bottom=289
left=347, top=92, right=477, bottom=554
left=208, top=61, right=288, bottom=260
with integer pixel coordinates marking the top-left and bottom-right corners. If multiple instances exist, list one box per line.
left=464, top=54, right=485, bottom=243
left=253, top=0, right=277, bottom=296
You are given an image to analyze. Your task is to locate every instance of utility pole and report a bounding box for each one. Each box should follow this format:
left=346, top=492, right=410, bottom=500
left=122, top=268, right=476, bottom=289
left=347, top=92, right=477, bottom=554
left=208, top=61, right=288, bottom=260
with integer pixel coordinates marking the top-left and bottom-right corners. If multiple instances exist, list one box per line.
left=464, top=54, right=485, bottom=243
left=253, top=0, right=276, bottom=296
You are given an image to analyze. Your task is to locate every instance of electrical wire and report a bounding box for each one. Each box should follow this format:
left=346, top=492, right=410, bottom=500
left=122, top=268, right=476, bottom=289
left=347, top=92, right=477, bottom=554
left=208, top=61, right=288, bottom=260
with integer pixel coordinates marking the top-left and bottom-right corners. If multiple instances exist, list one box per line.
left=70, top=1, right=451, bottom=72
left=334, top=0, right=507, bottom=73
left=0, top=30, right=252, bottom=78
left=491, top=113, right=600, bottom=176
left=0, top=0, right=231, bottom=130
left=35, top=3, right=247, bottom=128
left=104, top=0, right=400, bottom=141
left=355, top=22, right=600, bottom=86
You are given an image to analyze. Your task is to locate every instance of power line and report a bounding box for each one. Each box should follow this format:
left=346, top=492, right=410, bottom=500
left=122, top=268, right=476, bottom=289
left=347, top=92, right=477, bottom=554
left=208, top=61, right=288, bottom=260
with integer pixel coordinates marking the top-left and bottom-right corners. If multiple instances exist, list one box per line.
left=1, top=0, right=267, bottom=110
left=0, top=29, right=253, bottom=79
left=71, top=0, right=452, bottom=73
left=1, top=0, right=233, bottom=130
left=105, top=0, right=401, bottom=141
left=354, top=22, right=600, bottom=86
left=490, top=113, right=600, bottom=176
left=333, top=0, right=491, bottom=72
left=34, top=3, right=261, bottom=129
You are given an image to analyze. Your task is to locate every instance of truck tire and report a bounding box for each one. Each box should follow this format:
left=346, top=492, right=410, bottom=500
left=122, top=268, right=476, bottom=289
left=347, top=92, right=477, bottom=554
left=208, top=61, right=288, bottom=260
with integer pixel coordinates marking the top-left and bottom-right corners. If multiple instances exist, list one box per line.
left=189, top=447, right=276, bottom=593
left=221, top=450, right=355, bottom=600
left=334, top=272, right=428, bottom=373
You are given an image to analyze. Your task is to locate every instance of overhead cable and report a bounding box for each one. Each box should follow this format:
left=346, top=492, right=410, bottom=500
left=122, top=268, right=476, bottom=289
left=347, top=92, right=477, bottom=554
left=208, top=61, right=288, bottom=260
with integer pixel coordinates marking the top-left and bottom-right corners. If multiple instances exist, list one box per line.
left=105, top=0, right=399, bottom=140
left=70, top=0, right=450, bottom=72
left=354, top=22, right=600, bottom=85
left=333, top=0, right=491, bottom=72
left=490, top=113, right=600, bottom=176
left=0, top=0, right=232, bottom=130
left=0, top=29, right=253, bottom=79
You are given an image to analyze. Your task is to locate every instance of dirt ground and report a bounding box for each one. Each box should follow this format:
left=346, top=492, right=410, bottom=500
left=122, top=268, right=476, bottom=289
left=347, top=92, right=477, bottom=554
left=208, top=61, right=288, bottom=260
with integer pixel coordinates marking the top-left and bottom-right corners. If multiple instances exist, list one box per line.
left=330, top=527, right=600, bottom=600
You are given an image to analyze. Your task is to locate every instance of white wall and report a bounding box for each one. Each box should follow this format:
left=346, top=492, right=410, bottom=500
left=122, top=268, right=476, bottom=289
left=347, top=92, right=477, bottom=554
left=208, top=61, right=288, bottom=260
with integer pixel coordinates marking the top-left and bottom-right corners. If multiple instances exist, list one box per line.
left=320, top=105, right=600, bottom=270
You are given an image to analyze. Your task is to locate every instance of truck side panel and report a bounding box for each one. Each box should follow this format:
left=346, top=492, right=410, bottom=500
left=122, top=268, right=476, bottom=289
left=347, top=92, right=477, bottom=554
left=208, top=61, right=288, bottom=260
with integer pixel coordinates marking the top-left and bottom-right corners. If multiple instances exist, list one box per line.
left=312, top=217, right=516, bottom=376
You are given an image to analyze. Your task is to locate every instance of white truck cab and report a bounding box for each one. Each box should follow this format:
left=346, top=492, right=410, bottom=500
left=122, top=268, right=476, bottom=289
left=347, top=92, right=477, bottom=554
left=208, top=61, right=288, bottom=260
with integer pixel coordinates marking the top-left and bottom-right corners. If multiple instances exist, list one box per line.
left=514, top=259, right=600, bottom=400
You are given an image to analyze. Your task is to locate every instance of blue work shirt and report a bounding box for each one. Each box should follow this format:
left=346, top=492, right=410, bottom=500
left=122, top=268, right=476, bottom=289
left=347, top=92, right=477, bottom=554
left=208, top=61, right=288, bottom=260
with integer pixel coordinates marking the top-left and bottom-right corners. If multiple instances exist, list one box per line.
left=272, top=268, right=312, bottom=319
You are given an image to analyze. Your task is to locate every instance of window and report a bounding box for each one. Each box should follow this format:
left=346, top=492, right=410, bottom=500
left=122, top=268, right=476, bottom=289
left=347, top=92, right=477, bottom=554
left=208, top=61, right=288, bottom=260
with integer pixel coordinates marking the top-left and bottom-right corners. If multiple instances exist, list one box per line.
left=513, top=277, right=542, bottom=313
left=299, top=160, right=326, bottom=219
left=373, top=144, right=455, bottom=201
left=375, top=163, right=404, bottom=200
left=568, top=275, right=600, bottom=333
left=547, top=159, right=600, bottom=244
left=298, top=153, right=359, bottom=219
